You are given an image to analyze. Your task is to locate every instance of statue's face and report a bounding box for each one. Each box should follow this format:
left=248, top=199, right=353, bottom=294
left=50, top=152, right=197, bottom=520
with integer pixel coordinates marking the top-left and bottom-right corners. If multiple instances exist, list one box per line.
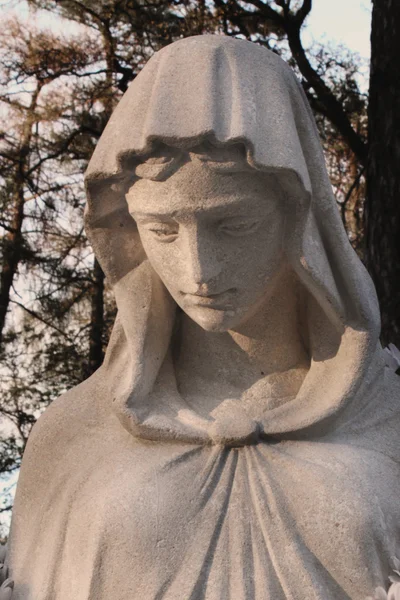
left=127, top=156, right=285, bottom=332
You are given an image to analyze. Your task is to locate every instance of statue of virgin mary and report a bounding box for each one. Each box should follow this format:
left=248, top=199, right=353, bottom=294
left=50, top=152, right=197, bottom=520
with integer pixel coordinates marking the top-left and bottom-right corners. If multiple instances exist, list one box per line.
left=5, top=35, right=400, bottom=600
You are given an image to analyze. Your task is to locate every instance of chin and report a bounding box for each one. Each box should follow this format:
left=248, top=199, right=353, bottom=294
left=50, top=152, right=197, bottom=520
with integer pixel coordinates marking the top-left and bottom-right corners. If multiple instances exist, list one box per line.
left=185, top=305, right=243, bottom=332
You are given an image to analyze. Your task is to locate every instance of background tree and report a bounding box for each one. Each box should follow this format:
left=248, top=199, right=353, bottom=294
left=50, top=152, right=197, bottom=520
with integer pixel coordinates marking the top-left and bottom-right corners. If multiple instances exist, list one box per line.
left=365, top=0, right=400, bottom=347
left=0, top=16, right=116, bottom=524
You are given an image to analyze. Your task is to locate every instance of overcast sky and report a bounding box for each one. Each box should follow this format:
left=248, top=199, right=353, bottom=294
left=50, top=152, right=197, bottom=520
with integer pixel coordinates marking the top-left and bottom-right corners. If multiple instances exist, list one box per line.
left=304, top=0, right=371, bottom=59
left=2, top=0, right=372, bottom=59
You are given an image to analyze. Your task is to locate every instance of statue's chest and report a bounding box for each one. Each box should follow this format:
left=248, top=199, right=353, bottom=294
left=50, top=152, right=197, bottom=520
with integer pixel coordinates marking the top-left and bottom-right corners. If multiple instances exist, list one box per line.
left=57, top=438, right=399, bottom=599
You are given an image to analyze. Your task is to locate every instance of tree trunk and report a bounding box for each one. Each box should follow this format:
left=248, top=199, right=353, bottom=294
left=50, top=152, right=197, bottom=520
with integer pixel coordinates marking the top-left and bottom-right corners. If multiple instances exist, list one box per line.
left=0, top=83, right=41, bottom=350
left=0, top=185, right=24, bottom=349
left=365, top=0, right=400, bottom=347
left=86, top=257, right=105, bottom=376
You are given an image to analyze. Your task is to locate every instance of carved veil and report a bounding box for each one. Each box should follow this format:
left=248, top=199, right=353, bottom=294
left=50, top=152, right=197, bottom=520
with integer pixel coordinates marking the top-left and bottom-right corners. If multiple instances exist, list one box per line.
left=84, top=35, right=384, bottom=444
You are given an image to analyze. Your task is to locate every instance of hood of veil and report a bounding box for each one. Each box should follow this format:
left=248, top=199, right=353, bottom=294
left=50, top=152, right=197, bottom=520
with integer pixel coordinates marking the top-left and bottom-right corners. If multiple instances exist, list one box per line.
left=84, top=35, right=384, bottom=445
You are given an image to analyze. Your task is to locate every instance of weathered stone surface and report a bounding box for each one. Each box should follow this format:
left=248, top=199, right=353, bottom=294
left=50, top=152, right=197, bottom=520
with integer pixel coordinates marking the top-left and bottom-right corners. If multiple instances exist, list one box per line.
left=6, top=35, right=400, bottom=600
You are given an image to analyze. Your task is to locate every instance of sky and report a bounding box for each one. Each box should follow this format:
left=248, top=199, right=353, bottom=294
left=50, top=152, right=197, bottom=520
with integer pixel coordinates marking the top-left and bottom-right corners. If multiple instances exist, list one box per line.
left=302, top=0, right=372, bottom=90
left=2, top=0, right=372, bottom=59
left=303, top=0, right=371, bottom=59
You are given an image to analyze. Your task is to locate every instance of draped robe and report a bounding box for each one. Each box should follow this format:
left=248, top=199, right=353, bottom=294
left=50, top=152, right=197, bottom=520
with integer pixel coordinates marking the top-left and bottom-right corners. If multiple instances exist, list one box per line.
left=7, top=35, right=400, bottom=600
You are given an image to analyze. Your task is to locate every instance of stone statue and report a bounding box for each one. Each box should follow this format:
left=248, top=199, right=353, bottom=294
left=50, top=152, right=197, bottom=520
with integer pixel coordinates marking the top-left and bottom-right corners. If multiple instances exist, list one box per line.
left=5, top=35, right=400, bottom=600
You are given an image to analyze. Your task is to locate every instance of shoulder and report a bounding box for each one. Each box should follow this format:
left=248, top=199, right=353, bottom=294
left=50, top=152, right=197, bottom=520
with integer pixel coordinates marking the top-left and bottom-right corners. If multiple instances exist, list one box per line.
left=355, top=367, right=400, bottom=462
left=20, top=369, right=110, bottom=475
left=382, top=367, right=400, bottom=418
left=8, top=370, right=117, bottom=569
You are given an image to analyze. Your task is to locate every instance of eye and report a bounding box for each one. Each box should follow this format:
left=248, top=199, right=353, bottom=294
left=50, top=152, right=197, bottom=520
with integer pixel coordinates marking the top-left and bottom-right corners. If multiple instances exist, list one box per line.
left=219, top=218, right=261, bottom=237
left=142, top=222, right=179, bottom=242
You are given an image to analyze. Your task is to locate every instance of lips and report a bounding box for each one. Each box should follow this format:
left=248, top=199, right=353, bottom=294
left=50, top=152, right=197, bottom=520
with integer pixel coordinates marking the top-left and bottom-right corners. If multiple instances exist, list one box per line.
left=182, top=289, right=236, bottom=308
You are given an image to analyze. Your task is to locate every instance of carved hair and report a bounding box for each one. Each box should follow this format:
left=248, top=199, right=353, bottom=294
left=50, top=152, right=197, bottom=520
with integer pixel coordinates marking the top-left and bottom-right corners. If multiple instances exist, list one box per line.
left=121, top=141, right=255, bottom=184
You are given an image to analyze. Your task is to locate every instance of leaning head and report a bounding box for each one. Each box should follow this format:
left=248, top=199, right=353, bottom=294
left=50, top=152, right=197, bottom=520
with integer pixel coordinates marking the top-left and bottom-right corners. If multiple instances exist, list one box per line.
left=84, top=35, right=314, bottom=334
left=84, top=36, right=380, bottom=439
left=125, top=142, right=288, bottom=333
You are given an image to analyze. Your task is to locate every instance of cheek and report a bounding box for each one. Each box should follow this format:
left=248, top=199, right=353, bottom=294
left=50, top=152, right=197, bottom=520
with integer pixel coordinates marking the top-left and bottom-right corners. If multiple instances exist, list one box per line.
left=139, top=235, right=181, bottom=289
left=230, top=227, right=284, bottom=284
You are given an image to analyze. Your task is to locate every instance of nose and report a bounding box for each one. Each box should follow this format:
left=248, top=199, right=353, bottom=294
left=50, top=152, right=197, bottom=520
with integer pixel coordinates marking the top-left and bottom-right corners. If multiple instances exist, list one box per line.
left=181, top=225, right=222, bottom=292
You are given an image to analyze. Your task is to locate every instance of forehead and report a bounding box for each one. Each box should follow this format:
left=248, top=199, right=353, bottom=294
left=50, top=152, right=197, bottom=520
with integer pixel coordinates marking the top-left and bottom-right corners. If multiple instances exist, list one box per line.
left=126, top=158, right=281, bottom=216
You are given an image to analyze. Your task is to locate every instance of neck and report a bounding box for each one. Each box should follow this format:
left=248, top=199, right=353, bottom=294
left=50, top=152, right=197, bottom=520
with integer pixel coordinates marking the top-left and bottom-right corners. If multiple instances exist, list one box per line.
left=175, top=269, right=310, bottom=399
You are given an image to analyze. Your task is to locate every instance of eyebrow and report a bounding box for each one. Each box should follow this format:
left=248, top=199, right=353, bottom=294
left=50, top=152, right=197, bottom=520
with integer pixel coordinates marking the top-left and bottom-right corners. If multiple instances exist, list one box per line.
left=129, top=200, right=278, bottom=220
left=129, top=210, right=179, bottom=219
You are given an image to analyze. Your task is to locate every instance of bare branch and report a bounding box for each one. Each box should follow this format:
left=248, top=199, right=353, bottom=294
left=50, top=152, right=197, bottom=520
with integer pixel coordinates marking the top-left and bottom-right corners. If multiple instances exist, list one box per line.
left=10, top=300, right=72, bottom=340
left=294, top=0, right=312, bottom=25
left=283, top=20, right=367, bottom=163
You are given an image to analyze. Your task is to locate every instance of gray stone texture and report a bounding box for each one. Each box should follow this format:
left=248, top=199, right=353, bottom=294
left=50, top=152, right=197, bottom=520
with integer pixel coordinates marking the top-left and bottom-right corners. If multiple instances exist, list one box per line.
left=6, top=35, right=400, bottom=599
